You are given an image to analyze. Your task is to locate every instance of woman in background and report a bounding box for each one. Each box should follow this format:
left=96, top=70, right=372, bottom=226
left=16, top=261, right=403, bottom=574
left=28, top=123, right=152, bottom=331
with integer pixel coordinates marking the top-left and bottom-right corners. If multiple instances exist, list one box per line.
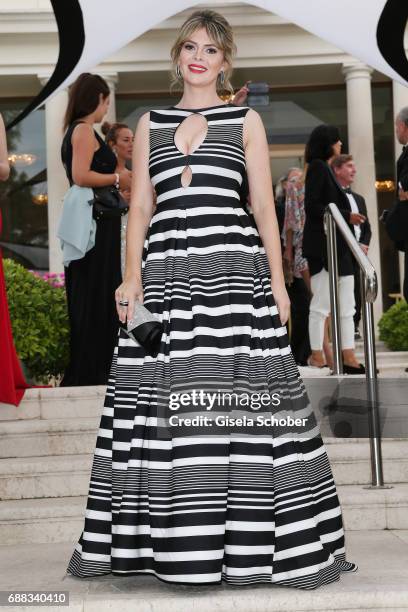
left=282, top=167, right=308, bottom=287
left=0, top=112, right=29, bottom=405
left=302, top=124, right=365, bottom=373
left=102, top=121, right=133, bottom=277
left=103, top=120, right=159, bottom=276
left=60, top=73, right=131, bottom=386
left=283, top=167, right=337, bottom=370
left=282, top=167, right=312, bottom=365
left=102, top=121, right=133, bottom=202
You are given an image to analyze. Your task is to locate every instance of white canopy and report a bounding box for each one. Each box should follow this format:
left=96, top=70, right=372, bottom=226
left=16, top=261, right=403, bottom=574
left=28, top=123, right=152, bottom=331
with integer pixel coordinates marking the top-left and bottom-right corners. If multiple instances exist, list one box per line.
left=7, top=0, right=408, bottom=129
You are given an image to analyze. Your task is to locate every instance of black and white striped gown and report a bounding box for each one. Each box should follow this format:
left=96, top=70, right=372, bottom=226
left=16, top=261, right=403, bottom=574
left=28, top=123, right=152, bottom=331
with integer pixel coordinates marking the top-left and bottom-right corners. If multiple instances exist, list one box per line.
left=67, top=103, right=357, bottom=589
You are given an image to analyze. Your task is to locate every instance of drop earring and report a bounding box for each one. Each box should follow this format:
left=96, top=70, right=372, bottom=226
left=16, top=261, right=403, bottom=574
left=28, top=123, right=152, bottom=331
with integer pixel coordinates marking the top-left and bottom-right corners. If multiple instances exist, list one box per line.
left=218, top=70, right=225, bottom=86
left=176, top=64, right=182, bottom=80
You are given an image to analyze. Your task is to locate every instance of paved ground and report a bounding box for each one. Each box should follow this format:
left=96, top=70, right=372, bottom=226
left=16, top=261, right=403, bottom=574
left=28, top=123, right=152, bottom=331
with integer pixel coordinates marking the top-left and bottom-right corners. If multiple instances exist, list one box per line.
left=0, top=531, right=407, bottom=611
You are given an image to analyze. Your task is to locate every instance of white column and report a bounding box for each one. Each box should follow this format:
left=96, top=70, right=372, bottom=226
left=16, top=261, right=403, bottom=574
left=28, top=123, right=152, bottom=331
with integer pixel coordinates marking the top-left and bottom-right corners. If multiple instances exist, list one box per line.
left=392, top=80, right=408, bottom=294
left=38, top=76, right=69, bottom=274
left=95, top=72, right=118, bottom=136
left=342, top=62, right=383, bottom=328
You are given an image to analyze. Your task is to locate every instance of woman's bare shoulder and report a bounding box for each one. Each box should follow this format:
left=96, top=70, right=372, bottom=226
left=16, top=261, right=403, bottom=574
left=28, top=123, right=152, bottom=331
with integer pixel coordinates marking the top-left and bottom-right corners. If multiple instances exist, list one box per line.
left=243, top=108, right=267, bottom=148
left=134, top=111, right=150, bottom=137
left=244, top=107, right=263, bottom=127
left=71, top=122, right=94, bottom=143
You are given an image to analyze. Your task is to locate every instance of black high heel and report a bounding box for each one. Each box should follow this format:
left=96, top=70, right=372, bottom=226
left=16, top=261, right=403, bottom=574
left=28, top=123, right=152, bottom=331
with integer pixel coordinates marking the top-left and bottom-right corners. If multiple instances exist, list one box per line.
left=342, top=363, right=365, bottom=375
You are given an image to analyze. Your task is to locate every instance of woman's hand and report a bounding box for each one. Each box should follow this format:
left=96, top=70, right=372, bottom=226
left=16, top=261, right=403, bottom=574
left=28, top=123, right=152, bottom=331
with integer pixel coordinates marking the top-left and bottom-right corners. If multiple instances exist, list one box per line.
left=233, top=81, right=250, bottom=106
left=271, top=282, right=291, bottom=326
left=120, top=188, right=132, bottom=204
left=115, top=277, right=143, bottom=324
left=118, top=169, right=132, bottom=191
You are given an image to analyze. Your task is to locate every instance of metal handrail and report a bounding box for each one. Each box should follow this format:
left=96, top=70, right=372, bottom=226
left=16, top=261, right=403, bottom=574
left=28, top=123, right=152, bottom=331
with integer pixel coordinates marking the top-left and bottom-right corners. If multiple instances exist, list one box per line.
left=324, top=203, right=390, bottom=489
left=326, top=203, right=377, bottom=301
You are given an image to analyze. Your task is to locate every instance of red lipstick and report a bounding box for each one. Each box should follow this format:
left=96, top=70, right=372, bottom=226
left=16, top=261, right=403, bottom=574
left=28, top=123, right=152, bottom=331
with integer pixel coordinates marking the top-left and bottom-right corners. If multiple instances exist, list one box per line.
left=188, top=64, right=207, bottom=73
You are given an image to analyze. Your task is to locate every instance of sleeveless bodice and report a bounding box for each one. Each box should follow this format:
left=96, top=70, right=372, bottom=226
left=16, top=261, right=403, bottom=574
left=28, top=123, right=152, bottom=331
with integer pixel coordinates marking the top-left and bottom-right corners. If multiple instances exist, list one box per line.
left=61, top=120, right=117, bottom=186
left=149, top=104, right=250, bottom=209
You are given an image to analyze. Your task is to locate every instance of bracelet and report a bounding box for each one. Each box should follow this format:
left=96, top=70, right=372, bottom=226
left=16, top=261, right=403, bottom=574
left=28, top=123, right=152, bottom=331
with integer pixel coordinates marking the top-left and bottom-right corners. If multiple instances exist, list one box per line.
left=114, top=172, right=120, bottom=189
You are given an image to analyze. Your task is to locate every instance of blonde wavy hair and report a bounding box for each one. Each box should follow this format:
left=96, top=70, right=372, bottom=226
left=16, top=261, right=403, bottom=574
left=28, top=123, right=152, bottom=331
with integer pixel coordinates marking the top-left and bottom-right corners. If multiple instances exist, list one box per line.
left=170, top=10, right=236, bottom=97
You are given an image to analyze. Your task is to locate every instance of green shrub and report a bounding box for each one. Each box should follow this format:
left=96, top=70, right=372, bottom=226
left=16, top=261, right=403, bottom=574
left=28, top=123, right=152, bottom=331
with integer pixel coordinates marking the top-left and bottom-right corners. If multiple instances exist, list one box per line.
left=3, top=258, right=69, bottom=383
left=378, top=300, right=408, bottom=351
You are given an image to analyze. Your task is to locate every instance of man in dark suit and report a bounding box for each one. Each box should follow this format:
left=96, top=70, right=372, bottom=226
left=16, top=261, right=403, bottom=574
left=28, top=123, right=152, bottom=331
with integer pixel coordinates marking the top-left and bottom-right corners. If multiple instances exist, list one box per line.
left=331, top=155, right=372, bottom=340
left=394, top=108, right=408, bottom=302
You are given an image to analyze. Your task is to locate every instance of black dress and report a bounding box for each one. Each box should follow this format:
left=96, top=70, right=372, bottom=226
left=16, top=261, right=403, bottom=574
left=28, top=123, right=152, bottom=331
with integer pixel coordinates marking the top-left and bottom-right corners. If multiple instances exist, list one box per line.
left=60, top=121, right=121, bottom=386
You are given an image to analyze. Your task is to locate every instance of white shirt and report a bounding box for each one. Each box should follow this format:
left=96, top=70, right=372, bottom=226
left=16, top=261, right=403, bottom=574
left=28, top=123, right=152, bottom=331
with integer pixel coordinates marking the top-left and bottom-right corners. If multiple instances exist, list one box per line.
left=345, top=191, right=362, bottom=243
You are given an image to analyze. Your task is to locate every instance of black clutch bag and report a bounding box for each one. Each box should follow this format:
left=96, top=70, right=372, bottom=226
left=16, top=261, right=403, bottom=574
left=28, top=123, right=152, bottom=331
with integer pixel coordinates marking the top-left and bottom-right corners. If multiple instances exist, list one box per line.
left=120, top=303, right=163, bottom=358
left=90, top=185, right=129, bottom=220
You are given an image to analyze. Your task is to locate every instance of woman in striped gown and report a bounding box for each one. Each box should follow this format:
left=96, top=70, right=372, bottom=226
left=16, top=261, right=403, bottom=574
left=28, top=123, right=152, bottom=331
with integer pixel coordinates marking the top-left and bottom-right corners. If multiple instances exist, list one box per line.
left=67, top=9, right=357, bottom=589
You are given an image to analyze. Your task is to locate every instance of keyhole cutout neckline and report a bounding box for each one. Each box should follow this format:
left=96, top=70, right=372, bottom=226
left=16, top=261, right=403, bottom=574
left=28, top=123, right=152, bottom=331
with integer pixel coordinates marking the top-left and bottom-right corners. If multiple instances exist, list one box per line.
left=170, top=103, right=232, bottom=188
left=173, top=113, right=210, bottom=189
left=173, top=112, right=209, bottom=157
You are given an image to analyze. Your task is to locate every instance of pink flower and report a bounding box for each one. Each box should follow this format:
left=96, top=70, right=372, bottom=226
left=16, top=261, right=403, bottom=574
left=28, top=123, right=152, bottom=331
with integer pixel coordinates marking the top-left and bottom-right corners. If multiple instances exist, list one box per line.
left=28, top=269, right=65, bottom=288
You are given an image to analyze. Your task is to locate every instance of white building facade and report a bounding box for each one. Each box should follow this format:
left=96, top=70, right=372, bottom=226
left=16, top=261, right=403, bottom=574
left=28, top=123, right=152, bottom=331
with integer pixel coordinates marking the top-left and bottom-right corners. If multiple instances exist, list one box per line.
left=1, top=0, right=407, bottom=323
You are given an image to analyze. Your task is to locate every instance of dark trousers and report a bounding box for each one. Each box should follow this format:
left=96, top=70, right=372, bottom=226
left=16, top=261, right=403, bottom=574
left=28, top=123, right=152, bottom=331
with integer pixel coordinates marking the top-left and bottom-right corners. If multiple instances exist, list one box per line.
left=287, top=277, right=311, bottom=365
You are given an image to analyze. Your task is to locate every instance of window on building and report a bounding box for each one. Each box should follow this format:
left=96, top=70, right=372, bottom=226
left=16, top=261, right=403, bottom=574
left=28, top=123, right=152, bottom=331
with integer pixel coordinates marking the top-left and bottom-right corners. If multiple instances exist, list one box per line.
left=0, top=100, right=47, bottom=270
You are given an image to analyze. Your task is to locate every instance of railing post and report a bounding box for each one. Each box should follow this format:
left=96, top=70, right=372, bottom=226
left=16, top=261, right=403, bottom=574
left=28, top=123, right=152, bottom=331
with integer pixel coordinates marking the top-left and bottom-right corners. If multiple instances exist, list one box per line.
left=325, top=212, right=343, bottom=375
left=360, top=268, right=387, bottom=488
left=324, top=204, right=390, bottom=489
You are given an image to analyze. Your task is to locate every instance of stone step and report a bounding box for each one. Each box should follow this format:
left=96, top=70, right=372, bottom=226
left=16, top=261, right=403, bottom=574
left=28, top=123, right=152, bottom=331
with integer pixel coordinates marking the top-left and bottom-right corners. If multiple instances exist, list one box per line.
left=0, top=418, right=98, bottom=458
left=359, top=363, right=408, bottom=373
left=331, top=457, right=408, bottom=486
left=0, top=386, right=106, bottom=422
left=0, top=443, right=406, bottom=501
left=338, top=483, right=408, bottom=531
left=1, top=413, right=407, bottom=459
left=356, top=360, right=408, bottom=372
left=0, top=454, right=93, bottom=500
left=377, top=367, right=408, bottom=377
left=0, top=496, right=86, bottom=545
left=1, top=484, right=407, bottom=546
left=355, top=351, right=408, bottom=364
left=1, top=363, right=407, bottom=426
left=355, top=339, right=388, bottom=351
left=325, top=439, right=408, bottom=465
